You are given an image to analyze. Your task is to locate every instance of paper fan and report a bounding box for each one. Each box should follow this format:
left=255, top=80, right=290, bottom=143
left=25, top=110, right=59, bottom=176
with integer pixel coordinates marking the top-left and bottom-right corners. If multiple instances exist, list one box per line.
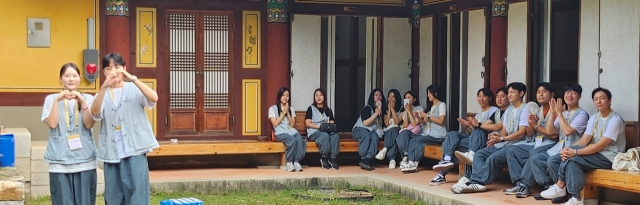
left=526, top=101, right=540, bottom=115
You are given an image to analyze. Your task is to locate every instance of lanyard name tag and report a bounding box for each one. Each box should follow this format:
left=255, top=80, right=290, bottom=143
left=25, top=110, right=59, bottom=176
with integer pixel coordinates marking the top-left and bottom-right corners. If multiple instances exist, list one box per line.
left=114, top=126, right=121, bottom=131
left=558, top=139, right=565, bottom=150
left=68, top=134, right=82, bottom=150
left=534, top=135, right=543, bottom=148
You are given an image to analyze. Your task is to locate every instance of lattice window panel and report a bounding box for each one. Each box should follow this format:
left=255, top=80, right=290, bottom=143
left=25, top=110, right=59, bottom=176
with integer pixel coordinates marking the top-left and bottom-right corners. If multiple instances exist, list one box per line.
left=203, top=14, right=230, bottom=109
left=169, top=13, right=197, bottom=109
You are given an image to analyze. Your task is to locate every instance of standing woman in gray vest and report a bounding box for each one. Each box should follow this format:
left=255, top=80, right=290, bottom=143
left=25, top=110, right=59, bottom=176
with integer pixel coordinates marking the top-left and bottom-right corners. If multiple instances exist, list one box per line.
left=269, top=87, right=306, bottom=172
left=42, top=63, right=97, bottom=205
left=90, top=53, right=159, bottom=204
left=402, top=84, right=448, bottom=173
left=352, top=89, right=387, bottom=171
left=305, top=88, right=339, bottom=170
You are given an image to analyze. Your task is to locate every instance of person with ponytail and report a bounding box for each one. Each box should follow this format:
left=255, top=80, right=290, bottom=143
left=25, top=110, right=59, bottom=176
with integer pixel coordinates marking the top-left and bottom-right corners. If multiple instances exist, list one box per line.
left=352, top=89, right=386, bottom=171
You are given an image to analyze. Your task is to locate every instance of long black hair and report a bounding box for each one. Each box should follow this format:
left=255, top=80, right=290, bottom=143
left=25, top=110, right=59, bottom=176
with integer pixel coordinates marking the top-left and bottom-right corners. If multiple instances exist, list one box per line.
left=366, top=88, right=387, bottom=115
left=275, top=87, right=293, bottom=116
left=312, top=88, right=329, bottom=113
left=425, top=84, right=443, bottom=112
left=388, top=89, right=402, bottom=113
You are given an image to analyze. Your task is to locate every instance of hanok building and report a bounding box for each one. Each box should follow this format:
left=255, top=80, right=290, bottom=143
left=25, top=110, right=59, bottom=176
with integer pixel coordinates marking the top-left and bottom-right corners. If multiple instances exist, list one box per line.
left=1, top=0, right=639, bottom=201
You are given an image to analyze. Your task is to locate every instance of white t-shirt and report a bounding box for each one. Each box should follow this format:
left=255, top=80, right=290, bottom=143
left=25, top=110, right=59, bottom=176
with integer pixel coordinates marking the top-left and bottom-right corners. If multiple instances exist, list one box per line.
left=503, top=104, right=530, bottom=134
left=475, top=106, right=499, bottom=122
left=554, top=110, right=589, bottom=135
left=268, top=106, right=297, bottom=120
left=584, top=114, right=624, bottom=142
left=41, top=93, right=98, bottom=173
left=268, top=105, right=297, bottom=135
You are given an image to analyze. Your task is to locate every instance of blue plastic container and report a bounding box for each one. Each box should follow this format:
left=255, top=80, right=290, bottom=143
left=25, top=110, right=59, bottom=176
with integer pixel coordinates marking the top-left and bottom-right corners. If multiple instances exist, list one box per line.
left=159, top=198, right=203, bottom=205
left=0, top=134, right=15, bottom=167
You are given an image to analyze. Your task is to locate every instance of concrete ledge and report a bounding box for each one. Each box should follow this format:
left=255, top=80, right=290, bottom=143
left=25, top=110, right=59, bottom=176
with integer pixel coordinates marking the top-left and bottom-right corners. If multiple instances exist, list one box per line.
left=30, top=141, right=47, bottom=161
left=6, top=128, right=31, bottom=158
left=149, top=175, right=494, bottom=205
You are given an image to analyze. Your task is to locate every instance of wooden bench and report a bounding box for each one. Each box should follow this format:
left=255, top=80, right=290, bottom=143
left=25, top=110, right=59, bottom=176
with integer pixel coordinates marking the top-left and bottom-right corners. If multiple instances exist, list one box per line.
left=150, top=111, right=384, bottom=166
left=583, top=121, right=640, bottom=199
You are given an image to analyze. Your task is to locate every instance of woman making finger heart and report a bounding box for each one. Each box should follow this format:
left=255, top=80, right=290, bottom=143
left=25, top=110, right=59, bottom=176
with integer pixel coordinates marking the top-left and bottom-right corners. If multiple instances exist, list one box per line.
left=41, top=63, right=98, bottom=205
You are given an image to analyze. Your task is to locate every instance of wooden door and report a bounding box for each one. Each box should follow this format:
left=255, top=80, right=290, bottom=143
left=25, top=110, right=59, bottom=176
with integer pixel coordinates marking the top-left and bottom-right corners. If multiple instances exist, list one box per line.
left=167, top=10, right=233, bottom=137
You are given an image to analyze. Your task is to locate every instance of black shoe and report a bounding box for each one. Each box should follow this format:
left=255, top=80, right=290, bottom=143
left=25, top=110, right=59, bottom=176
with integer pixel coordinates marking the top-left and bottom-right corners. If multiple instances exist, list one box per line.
left=360, top=158, right=373, bottom=171
left=551, top=194, right=570, bottom=204
left=515, top=187, right=530, bottom=198
left=320, top=157, right=330, bottom=169
left=328, top=158, right=339, bottom=170
left=533, top=194, right=548, bottom=200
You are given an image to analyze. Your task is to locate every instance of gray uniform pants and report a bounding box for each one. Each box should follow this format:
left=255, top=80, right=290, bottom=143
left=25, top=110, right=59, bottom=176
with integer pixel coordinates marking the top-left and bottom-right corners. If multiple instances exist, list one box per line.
left=468, top=128, right=489, bottom=152
left=469, top=145, right=514, bottom=185
left=439, top=131, right=469, bottom=175
left=408, top=135, right=445, bottom=161
left=383, top=127, right=401, bottom=160
left=557, top=145, right=612, bottom=198
left=49, top=169, right=97, bottom=205
left=507, top=143, right=556, bottom=185
left=308, top=131, right=340, bottom=159
left=396, top=130, right=413, bottom=156
left=525, top=151, right=554, bottom=189
left=276, top=133, right=307, bottom=162
left=352, top=127, right=380, bottom=159
left=547, top=152, right=563, bottom=183
left=104, top=154, right=151, bottom=205
left=461, top=128, right=490, bottom=178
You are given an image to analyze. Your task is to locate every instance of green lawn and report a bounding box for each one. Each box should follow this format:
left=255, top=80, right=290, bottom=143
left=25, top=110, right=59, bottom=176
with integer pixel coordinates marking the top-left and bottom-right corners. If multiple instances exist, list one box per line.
left=27, top=187, right=426, bottom=205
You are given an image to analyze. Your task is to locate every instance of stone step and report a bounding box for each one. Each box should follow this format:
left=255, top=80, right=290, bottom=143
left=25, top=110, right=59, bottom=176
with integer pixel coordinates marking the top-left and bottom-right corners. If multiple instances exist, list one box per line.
left=7, top=128, right=31, bottom=159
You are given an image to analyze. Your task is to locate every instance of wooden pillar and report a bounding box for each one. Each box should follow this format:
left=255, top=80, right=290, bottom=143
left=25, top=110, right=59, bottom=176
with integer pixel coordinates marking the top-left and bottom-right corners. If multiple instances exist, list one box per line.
left=411, top=2, right=421, bottom=95
left=489, top=0, right=508, bottom=92
left=105, top=0, right=130, bottom=65
left=266, top=0, right=290, bottom=135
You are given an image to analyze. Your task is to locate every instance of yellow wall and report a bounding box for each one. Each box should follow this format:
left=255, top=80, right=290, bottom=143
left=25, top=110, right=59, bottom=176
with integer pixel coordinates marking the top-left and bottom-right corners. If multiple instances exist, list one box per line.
left=0, top=0, right=100, bottom=92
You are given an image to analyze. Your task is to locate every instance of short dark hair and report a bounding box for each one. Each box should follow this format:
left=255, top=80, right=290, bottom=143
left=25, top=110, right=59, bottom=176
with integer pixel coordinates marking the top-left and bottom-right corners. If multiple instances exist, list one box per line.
left=537, top=82, right=555, bottom=94
left=102, top=53, right=126, bottom=68
left=565, top=83, right=583, bottom=95
left=592, top=87, right=612, bottom=100
left=507, top=82, right=527, bottom=95
left=477, top=88, right=494, bottom=99
left=496, top=87, right=508, bottom=96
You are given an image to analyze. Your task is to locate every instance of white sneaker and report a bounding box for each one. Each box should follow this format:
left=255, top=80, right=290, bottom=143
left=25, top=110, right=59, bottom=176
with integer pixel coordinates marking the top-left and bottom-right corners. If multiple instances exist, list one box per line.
left=399, top=156, right=409, bottom=169
left=293, top=162, right=303, bottom=172
left=455, top=151, right=475, bottom=165
left=455, top=176, right=469, bottom=186
left=540, top=184, right=566, bottom=199
left=401, top=161, right=415, bottom=172
left=284, top=162, right=295, bottom=172
left=375, top=148, right=388, bottom=160
left=389, top=160, right=396, bottom=169
left=563, top=197, right=584, bottom=205
left=460, top=184, right=487, bottom=193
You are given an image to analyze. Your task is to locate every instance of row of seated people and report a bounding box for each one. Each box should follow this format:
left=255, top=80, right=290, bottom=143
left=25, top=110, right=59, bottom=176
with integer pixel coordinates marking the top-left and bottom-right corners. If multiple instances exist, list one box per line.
left=269, top=82, right=625, bottom=205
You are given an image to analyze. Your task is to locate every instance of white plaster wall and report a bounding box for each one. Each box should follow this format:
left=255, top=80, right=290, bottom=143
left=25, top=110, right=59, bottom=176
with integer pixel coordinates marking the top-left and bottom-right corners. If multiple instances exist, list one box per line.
left=598, top=0, right=639, bottom=121
left=419, top=17, right=434, bottom=104
left=467, top=9, right=486, bottom=114
left=578, top=0, right=600, bottom=115
left=290, top=15, right=321, bottom=109
left=383, top=17, right=412, bottom=94
left=506, top=2, right=528, bottom=85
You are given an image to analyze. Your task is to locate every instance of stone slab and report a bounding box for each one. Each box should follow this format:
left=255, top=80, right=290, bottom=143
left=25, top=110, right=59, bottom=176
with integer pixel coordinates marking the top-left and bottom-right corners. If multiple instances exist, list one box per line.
left=14, top=158, right=29, bottom=182
left=29, top=185, right=49, bottom=198
left=29, top=160, right=48, bottom=174
left=30, top=173, right=48, bottom=186
left=30, top=141, right=47, bottom=160
left=4, top=128, right=30, bottom=158
left=0, top=181, right=24, bottom=201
